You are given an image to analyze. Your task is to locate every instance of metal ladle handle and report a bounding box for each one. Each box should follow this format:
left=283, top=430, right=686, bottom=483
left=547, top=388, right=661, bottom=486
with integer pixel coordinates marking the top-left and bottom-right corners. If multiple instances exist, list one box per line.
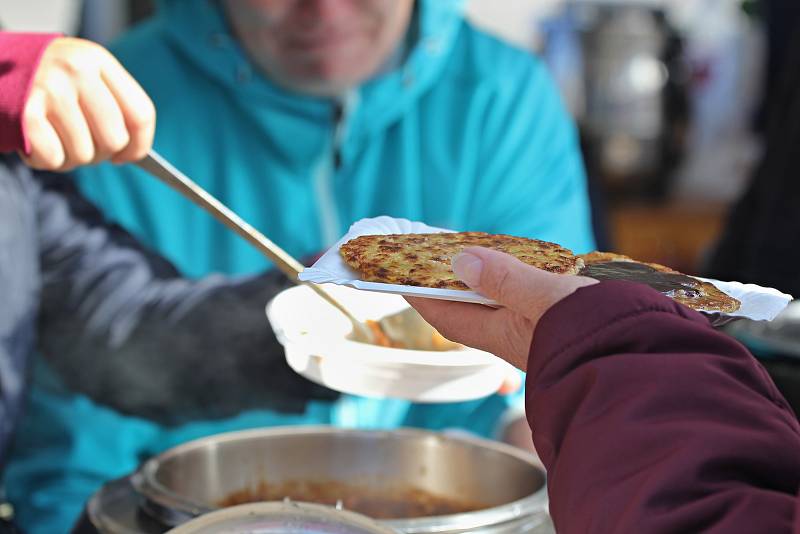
left=135, top=151, right=358, bottom=321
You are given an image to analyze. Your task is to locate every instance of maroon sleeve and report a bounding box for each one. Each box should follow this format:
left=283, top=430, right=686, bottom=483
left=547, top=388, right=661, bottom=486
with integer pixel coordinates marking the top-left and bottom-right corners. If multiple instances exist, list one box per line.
left=0, top=32, right=60, bottom=153
left=526, top=280, right=800, bottom=534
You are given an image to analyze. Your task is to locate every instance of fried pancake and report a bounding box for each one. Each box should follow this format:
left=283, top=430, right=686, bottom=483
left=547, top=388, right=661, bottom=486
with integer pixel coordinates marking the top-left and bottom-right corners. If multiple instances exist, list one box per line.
left=340, top=232, right=581, bottom=290
left=579, top=252, right=741, bottom=313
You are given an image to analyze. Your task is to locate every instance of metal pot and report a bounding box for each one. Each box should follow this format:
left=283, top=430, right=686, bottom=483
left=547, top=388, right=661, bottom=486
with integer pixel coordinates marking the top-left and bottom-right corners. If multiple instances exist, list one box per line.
left=128, top=426, right=551, bottom=533
left=167, top=502, right=396, bottom=534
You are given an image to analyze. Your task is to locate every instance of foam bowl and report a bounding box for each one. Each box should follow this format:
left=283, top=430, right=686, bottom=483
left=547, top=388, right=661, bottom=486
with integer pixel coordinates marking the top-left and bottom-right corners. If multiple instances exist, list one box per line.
left=266, top=285, right=512, bottom=403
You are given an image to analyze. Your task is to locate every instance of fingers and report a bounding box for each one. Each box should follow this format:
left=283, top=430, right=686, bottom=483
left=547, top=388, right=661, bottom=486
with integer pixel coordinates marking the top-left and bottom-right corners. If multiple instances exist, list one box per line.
left=497, top=369, right=522, bottom=395
left=101, top=57, right=156, bottom=163
left=78, top=76, right=130, bottom=164
left=47, top=86, right=95, bottom=170
left=19, top=37, right=156, bottom=171
left=20, top=90, right=65, bottom=169
left=405, top=297, right=533, bottom=370
left=452, top=247, right=598, bottom=318
left=452, top=247, right=561, bottom=315
left=405, top=249, right=598, bottom=368
left=406, top=297, right=496, bottom=350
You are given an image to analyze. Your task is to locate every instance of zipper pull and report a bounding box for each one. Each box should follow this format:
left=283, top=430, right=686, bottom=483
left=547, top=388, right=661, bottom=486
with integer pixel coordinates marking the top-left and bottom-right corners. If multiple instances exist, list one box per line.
left=332, top=103, right=345, bottom=171
left=333, top=148, right=343, bottom=171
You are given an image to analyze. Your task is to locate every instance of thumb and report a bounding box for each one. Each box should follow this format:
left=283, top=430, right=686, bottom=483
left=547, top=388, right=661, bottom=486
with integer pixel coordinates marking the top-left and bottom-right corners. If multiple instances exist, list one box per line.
left=452, top=247, right=564, bottom=314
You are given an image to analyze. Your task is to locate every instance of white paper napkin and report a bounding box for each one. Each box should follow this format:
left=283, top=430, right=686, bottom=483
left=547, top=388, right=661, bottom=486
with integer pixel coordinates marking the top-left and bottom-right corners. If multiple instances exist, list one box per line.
left=300, top=216, right=793, bottom=322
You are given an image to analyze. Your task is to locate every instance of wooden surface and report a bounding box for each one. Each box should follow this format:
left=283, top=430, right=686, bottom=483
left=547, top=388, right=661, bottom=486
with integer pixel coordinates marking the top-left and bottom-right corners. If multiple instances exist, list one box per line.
left=608, top=201, right=729, bottom=274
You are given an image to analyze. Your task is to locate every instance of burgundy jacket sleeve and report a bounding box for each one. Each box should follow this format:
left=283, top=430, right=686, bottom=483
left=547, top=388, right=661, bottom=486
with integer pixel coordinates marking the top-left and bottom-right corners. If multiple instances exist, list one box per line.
left=527, top=280, right=800, bottom=533
left=0, top=32, right=59, bottom=153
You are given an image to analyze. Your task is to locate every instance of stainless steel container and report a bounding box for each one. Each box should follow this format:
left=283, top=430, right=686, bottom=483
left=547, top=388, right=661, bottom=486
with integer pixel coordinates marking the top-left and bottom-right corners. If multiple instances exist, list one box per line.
left=132, top=427, right=552, bottom=533
left=167, top=502, right=396, bottom=534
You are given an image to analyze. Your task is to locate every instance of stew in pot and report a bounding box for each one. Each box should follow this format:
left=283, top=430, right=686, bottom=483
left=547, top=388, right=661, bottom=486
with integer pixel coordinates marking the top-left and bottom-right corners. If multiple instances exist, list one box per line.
left=219, top=480, right=485, bottom=519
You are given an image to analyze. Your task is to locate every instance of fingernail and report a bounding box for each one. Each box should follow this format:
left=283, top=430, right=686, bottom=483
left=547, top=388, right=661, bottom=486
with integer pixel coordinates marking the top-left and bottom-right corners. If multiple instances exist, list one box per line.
left=452, top=252, right=483, bottom=288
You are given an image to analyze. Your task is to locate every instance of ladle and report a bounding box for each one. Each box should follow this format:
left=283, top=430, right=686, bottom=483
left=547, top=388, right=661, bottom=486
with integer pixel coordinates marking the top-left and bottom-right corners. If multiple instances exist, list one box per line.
left=135, top=151, right=383, bottom=343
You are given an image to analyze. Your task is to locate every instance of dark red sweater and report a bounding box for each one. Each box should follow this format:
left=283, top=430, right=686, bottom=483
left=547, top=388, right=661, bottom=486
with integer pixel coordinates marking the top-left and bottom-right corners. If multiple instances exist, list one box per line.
left=0, top=32, right=59, bottom=153
left=527, top=280, right=800, bottom=533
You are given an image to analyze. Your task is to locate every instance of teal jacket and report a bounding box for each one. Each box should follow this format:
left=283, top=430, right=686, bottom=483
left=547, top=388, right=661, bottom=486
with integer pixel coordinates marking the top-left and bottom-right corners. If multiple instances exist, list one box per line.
left=6, top=0, right=594, bottom=531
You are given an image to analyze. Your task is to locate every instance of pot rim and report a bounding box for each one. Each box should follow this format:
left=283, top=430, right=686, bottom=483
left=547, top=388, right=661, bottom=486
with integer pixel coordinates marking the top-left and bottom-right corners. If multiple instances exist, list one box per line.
left=133, top=426, right=548, bottom=530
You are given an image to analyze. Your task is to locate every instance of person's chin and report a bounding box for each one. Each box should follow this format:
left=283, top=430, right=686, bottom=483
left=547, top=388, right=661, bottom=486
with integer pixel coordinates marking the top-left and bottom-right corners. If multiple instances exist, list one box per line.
left=284, top=47, right=378, bottom=89
left=270, top=75, right=346, bottom=98
left=280, top=67, right=370, bottom=97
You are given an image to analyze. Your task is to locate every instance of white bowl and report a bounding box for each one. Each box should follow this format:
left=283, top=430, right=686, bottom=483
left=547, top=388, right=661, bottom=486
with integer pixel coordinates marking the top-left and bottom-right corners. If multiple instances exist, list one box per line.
left=266, top=285, right=511, bottom=402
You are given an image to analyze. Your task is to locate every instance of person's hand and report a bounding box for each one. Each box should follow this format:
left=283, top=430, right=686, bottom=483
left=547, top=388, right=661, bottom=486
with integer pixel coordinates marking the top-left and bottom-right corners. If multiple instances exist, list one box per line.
left=407, top=247, right=598, bottom=370
left=20, top=37, right=156, bottom=171
left=497, top=369, right=522, bottom=396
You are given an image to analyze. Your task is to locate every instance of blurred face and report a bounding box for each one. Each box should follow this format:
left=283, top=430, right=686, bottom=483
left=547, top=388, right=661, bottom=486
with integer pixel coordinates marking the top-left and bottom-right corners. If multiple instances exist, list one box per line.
left=222, top=0, right=414, bottom=96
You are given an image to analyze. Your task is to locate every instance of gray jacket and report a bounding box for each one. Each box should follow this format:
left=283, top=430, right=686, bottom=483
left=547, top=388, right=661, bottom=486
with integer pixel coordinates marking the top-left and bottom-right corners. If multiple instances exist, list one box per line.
left=0, top=154, right=335, bottom=466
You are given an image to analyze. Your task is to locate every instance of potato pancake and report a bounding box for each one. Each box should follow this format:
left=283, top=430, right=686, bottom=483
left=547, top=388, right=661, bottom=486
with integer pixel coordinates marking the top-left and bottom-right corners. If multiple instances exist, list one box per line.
left=579, top=252, right=741, bottom=313
left=340, top=232, right=580, bottom=290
